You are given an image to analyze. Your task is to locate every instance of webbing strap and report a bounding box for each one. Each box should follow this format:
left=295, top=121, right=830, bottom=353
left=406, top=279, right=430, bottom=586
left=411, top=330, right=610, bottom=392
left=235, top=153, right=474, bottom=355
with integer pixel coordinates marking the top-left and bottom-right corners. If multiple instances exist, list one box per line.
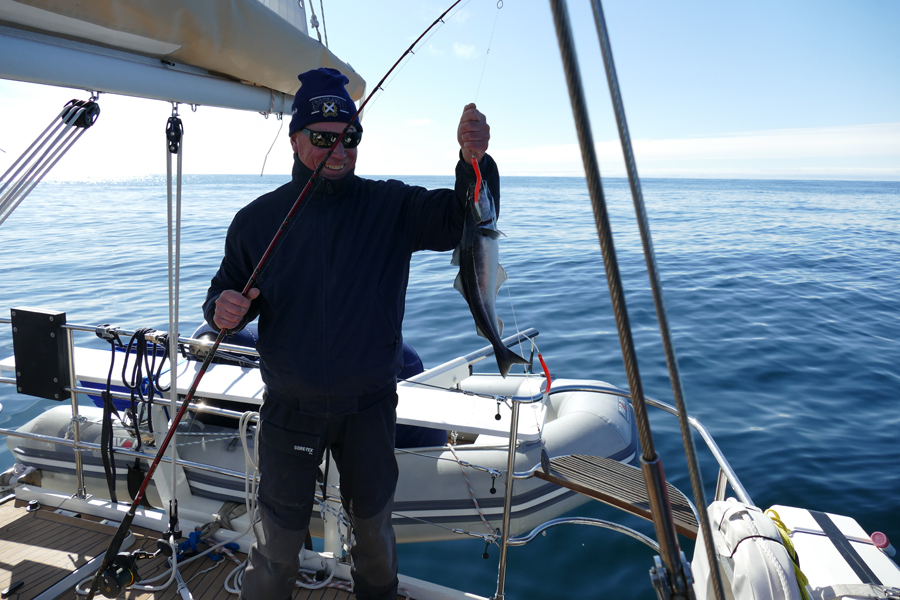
left=101, top=341, right=119, bottom=503
left=809, top=510, right=882, bottom=585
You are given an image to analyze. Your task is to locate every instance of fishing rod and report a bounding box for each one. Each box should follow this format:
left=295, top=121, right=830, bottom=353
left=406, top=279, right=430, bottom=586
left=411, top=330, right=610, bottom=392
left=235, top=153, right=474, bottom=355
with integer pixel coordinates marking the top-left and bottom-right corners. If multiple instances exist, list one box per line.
left=83, top=1, right=466, bottom=598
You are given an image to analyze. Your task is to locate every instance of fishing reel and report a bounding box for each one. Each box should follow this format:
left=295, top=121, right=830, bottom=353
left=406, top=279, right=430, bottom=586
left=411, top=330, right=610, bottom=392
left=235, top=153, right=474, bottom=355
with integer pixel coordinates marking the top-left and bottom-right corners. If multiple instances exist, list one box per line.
left=98, top=540, right=171, bottom=597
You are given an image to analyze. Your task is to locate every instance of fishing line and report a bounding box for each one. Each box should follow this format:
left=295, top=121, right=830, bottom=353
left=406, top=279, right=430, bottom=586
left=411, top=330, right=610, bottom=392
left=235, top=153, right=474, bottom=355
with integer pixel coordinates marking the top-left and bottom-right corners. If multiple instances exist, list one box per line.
left=358, top=0, right=474, bottom=117
left=474, top=1, right=503, bottom=103
left=502, top=283, right=550, bottom=452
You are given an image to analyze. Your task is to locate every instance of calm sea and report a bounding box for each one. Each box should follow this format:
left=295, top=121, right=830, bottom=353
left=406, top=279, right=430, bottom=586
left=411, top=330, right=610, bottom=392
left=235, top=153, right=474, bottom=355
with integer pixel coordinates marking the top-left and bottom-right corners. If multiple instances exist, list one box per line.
left=1, top=175, right=898, bottom=598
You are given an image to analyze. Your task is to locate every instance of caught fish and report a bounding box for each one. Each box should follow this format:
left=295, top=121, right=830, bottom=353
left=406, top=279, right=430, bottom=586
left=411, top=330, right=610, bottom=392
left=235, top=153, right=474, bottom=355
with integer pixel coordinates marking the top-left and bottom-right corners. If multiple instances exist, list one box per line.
left=452, top=168, right=528, bottom=378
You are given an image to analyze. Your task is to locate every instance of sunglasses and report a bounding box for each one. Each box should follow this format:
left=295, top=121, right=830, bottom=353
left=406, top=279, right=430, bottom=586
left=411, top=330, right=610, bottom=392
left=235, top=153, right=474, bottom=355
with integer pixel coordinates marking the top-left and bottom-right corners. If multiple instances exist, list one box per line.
left=300, top=128, right=362, bottom=149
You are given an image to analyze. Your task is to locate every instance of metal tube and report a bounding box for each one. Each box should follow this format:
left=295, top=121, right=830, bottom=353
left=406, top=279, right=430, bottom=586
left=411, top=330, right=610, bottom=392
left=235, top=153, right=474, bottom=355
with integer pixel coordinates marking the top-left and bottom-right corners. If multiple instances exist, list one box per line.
left=547, top=0, right=686, bottom=589
left=715, top=469, right=729, bottom=503
left=0, top=25, right=294, bottom=114
left=66, top=326, right=87, bottom=499
left=539, top=383, right=753, bottom=506
left=507, top=516, right=660, bottom=553
left=0, top=316, right=262, bottom=357
left=0, top=427, right=254, bottom=481
left=494, top=398, right=521, bottom=600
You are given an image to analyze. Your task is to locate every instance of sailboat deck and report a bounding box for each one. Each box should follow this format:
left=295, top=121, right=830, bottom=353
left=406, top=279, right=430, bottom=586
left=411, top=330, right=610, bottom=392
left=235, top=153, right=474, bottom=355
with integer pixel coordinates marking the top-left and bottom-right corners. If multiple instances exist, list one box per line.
left=0, top=496, right=397, bottom=600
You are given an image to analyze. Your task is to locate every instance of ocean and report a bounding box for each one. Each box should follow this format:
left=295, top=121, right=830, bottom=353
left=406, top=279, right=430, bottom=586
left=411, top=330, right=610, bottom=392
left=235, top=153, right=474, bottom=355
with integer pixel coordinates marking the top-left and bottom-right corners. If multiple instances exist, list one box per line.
left=0, top=175, right=898, bottom=598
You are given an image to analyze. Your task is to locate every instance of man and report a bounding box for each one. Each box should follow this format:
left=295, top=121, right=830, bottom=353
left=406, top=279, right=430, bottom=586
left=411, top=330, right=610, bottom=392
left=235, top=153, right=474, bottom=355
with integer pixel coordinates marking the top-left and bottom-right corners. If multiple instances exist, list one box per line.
left=203, top=67, right=498, bottom=600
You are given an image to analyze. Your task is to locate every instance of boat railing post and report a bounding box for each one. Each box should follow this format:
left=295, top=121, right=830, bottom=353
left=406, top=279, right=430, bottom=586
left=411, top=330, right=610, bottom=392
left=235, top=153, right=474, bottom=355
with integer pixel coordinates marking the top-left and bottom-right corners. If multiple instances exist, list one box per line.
left=322, top=450, right=346, bottom=559
left=494, top=396, right=521, bottom=600
left=66, top=326, right=87, bottom=500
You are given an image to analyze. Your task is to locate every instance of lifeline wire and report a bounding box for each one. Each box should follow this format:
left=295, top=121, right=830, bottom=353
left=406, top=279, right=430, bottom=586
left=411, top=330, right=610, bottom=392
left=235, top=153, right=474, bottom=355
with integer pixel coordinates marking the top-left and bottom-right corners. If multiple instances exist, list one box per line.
left=447, top=442, right=498, bottom=535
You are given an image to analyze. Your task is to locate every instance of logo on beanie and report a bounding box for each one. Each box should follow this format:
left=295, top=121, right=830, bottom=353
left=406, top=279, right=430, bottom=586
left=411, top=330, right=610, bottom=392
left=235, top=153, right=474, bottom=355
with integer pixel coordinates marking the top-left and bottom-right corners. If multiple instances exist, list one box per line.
left=310, top=95, right=347, bottom=118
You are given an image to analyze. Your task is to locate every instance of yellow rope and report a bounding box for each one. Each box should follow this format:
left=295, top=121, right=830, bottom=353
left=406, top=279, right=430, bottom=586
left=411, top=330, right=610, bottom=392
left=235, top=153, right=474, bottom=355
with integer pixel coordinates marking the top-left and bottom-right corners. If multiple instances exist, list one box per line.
left=766, top=509, right=812, bottom=600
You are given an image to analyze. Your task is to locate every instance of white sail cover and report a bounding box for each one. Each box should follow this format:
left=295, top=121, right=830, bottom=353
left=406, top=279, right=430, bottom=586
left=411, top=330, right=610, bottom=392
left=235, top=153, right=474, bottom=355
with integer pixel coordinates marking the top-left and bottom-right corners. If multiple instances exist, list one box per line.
left=1, top=0, right=364, bottom=99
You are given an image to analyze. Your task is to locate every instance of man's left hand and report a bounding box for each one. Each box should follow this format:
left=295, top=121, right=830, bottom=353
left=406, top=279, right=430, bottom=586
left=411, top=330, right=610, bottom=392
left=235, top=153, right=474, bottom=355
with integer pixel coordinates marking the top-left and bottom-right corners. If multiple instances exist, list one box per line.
left=457, top=103, right=490, bottom=163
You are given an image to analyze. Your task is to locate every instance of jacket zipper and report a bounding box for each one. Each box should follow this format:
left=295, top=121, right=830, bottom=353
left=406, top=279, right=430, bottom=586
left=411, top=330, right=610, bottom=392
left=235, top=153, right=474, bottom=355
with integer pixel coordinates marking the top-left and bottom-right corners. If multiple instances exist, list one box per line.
left=320, top=185, right=331, bottom=413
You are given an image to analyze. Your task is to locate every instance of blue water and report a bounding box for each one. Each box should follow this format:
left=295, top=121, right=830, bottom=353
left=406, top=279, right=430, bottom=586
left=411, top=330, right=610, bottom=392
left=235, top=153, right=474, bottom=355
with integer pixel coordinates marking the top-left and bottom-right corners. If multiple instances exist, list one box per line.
left=1, top=175, right=898, bottom=598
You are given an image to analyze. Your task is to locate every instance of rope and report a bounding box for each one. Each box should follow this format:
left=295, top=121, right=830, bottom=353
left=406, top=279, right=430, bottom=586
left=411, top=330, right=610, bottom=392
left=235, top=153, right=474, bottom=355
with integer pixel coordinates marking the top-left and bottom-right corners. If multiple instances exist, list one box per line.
left=766, top=509, right=812, bottom=600
left=308, top=0, right=322, bottom=43
left=260, top=114, right=284, bottom=176
left=0, top=97, right=100, bottom=227
left=318, top=0, right=328, bottom=48
left=121, top=328, right=170, bottom=446
left=166, top=103, right=185, bottom=526
left=447, top=443, right=496, bottom=535
left=100, top=328, right=124, bottom=503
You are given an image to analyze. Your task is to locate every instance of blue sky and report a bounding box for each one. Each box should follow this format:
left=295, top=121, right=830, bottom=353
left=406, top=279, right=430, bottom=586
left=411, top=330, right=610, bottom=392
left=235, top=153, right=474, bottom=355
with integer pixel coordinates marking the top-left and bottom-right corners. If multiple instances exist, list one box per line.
left=1, top=0, right=898, bottom=180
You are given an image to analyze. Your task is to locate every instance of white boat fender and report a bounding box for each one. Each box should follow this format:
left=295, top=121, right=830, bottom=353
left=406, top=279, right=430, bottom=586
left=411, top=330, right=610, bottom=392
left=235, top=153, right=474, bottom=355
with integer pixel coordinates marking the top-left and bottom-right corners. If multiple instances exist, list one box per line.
left=692, top=498, right=804, bottom=600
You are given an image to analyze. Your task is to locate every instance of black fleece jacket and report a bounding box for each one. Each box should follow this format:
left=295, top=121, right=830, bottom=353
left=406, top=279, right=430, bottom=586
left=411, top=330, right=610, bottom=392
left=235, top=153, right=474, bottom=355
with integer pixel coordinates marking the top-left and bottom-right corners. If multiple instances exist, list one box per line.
left=204, top=153, right=500, bottom=416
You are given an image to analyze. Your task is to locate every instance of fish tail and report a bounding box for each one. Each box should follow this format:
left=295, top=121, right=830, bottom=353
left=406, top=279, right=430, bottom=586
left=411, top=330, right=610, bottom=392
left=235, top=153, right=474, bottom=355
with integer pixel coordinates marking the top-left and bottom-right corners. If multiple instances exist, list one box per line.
left=497, top=346, right=529, bottom=378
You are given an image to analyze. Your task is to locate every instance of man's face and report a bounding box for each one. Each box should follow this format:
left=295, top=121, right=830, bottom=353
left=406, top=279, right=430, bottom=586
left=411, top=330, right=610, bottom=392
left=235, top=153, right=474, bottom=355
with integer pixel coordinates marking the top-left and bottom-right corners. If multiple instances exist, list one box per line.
left=290, top=121, right=358, bottom=179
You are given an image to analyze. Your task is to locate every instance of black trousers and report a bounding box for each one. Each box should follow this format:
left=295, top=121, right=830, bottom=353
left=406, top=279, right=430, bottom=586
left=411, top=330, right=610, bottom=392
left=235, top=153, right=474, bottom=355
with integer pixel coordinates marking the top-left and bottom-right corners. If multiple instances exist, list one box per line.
left=240, top=395, right=399, bottom=600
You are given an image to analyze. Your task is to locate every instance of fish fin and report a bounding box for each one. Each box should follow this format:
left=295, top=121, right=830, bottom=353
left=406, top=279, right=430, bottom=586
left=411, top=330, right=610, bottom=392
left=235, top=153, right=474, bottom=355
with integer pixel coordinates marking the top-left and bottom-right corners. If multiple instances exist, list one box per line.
left=497, top=347, right=529, bottom=378
left=496, top=228, right=508, bottom=238
left=480, top=229, right=502, bottom=240
left=453, top=272, right=465, bottom=297
left=495, top=265, right=508, bottom=294
left=475, top=323, right=489, bottom=340
left=450, top=246, right=460, bottom=267
left=497, top=316, right=503, bottom=337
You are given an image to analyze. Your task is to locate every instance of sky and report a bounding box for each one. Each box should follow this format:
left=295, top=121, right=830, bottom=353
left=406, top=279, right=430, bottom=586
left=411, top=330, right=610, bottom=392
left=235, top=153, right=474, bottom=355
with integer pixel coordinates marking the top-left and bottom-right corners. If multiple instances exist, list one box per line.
left=1, top=0, right=898, bottom=180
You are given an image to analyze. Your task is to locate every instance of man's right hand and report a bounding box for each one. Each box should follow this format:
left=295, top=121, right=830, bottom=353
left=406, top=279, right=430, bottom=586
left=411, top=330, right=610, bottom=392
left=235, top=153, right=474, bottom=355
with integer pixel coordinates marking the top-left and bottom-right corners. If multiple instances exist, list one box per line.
left=213, top=288, right=260, bottom=331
